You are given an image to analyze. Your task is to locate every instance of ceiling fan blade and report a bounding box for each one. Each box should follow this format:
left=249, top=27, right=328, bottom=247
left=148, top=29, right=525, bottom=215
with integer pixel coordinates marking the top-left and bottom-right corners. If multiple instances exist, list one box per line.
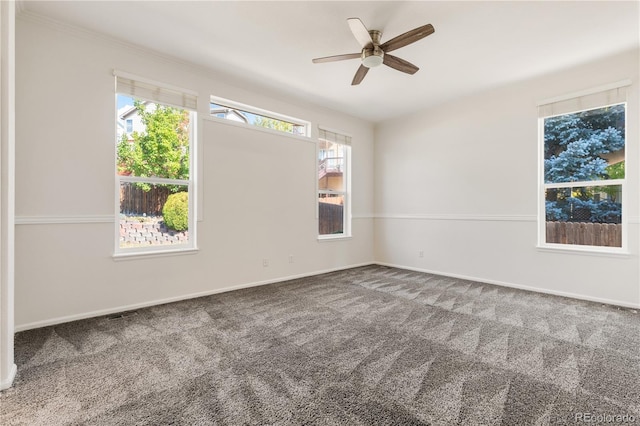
left=351, top=65, right=369, bottom=85
left=380, top=24, right=435, bottom=53
left=347, top=17, right=373, bottom=49
left=383, top=54, right=419, bottom=75
left=312, top=53, right=361, bottom=64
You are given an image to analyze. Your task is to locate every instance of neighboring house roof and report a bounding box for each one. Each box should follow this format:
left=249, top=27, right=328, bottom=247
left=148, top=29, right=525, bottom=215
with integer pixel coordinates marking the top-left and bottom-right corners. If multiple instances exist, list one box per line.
left=119, top=101, right=154, bottom=120
left=119, top=105, right=137, bottom=120
left=210, top=107, right=249, bottom=124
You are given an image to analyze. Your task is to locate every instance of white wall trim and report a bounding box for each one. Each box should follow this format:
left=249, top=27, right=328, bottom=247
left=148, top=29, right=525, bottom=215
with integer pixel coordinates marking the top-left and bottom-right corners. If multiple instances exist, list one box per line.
left=374, top=214, right=640, bottom=224
left=14, top=214, right=635, bottom=225
left=376, top=262, right=640, bottom=310
left=375, top=213, right=537, bottom=222
left=112, top=247, right=199, bottom=261
left=0, top=0, right=16, bottom=394
left=352, top=214, right=375, bottom=219
left=14, top=262, right=375, bottom=332
left=536, top=245, right=631, bottom=258
left=15, top=215, right=114, bottom=225
left=0, top=363, right=16, bottom=391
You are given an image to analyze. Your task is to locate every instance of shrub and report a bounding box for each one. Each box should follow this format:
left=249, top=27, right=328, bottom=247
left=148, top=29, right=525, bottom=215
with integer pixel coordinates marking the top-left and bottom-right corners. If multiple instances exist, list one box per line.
left=162, top=192, right=188, bottom=231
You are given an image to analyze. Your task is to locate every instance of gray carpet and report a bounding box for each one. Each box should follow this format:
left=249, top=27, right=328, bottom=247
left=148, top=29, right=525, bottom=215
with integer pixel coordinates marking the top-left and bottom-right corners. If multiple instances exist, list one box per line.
left=1, top=265, right=639, bottom=425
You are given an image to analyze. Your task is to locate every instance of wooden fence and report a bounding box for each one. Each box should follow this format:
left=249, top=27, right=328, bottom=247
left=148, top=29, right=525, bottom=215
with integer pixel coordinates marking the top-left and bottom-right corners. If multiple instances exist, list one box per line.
left=319, top=202, right=343, bottom=235
left=120, top=183, right=172, bottom=216
left=546, top=221, right=621, bottom=247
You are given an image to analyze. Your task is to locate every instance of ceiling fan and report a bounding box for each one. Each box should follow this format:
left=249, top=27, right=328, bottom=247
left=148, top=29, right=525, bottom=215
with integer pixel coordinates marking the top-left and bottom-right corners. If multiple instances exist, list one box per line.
left=312, top=18, right=435, bottom=85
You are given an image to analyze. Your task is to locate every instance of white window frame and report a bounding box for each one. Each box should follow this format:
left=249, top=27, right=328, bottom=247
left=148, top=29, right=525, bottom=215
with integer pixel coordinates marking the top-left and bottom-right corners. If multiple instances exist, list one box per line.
left=317, top=127, right=351, bottom=240
left=537, top=81, right=630, bottom=254
left=209, top=95, right=310, bottom=138
left=113, top=71, right=198, bottom=258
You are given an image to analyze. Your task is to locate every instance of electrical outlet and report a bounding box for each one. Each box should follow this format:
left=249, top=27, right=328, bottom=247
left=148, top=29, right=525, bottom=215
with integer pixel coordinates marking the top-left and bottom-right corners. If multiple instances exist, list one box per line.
left=263, top=259, right=269, bottom=267
left=418, top=251, right=424, bottom=258
left=289, top=255, right=294, bottom=264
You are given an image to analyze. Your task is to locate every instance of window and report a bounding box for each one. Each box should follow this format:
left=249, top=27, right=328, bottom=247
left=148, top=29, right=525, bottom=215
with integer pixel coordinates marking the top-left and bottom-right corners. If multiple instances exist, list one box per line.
left=538, top=83, right=628, bottom=250
left=210, top=96, right=309, bottom=137
left=318, top=128, right=350, bottom=238
left=115, top=74, right=197, bottom=255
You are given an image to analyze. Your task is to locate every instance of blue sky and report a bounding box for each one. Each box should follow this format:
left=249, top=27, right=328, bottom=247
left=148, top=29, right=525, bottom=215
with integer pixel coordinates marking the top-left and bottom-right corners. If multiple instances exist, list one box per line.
left=117, top=94, right=133, bottom=110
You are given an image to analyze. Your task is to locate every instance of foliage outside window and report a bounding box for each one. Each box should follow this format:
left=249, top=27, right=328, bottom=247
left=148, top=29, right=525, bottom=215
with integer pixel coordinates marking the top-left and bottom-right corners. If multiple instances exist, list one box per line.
left=210, top=97, right=308, bottom=137
left=541, top=102, right=625, bottom=249
left=318, top=128, right=350, bottom=238
left=115, top=76, right=197, bottom=254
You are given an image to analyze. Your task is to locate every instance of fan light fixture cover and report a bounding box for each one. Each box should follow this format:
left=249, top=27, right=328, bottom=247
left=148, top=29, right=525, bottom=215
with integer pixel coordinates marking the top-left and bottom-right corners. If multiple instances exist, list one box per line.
left=362, top=48, right=384, bottom=68
left=312, top=18, right=435, bottom=85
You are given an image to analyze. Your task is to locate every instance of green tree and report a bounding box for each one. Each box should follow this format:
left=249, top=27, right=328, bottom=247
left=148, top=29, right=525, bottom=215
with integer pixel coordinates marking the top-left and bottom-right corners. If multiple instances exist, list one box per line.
left=117, top=132, right=134, bottom=176
left=117, top=100, right=190, bottom=190
left=253, top=116, right=296, bottom=133
left=606, top=160, right=624, bottom=179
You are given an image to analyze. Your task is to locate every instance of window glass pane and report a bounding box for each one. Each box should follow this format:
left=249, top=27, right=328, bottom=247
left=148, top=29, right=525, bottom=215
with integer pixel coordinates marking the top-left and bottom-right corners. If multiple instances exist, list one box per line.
left=543, top=104, right=625, bottom=184
left=117, top=94, right=190, bottom=179
left=318, top=140, right=344, bottom=191
left=319, top=194, right=344, bottom=235
left=119, top=183, right=189, bottom=248
left=209, top=102, right=306, bottom=136
left=545, top=185, right=621, bottom=247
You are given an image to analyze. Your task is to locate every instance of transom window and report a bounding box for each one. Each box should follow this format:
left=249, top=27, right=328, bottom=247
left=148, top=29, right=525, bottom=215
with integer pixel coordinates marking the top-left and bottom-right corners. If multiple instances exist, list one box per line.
left=538, top=83, right=628, bottom=250
left=210, top=96, right=309, bottom=137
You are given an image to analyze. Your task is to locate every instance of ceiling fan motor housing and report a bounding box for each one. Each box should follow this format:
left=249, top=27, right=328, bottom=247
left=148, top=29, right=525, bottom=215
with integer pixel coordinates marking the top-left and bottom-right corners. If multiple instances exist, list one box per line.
left=362, top=30, right=384, bottom=68
left=362, top=46, right=384, bottom=68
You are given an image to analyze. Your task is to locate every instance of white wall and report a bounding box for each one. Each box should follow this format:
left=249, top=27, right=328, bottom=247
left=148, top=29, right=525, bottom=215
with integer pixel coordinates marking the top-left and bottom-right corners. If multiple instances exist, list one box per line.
left=374, top=49, right=640, bottom=307
left=14, top=15, right=375, bottom=329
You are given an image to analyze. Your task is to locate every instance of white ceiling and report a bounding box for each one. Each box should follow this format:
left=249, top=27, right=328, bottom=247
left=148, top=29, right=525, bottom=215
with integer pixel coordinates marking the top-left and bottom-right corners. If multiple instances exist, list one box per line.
left=20, top=1, right=640, bottom=123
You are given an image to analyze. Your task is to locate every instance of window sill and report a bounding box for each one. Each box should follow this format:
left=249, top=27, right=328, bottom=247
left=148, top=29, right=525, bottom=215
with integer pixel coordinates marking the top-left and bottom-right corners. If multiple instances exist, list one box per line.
left=113, top=247, right=199, bottom=261
left=318, top=235, right=352, bottom=242
left=536, top=244, right=631, bottom=258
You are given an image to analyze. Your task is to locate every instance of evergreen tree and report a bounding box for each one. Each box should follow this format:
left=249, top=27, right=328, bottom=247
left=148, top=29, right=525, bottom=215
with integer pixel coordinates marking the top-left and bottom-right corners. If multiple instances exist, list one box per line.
left=544, top=104, right=624, bottom=183
left=544, top=104, right=624, bottom=223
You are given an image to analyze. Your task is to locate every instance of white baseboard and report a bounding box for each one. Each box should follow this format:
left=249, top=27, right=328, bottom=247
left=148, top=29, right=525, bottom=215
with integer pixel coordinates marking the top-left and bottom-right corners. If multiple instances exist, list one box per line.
left=375, top=262, right=640, bottom=310
left=14, top=262, right=375, bottom=332
left=0, top=363, right=17, bottom=391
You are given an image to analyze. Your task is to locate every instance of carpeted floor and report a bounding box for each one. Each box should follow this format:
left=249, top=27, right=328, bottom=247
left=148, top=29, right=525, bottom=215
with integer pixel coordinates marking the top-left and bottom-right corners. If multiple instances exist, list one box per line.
left=1, top=265, right=639, bottom=425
